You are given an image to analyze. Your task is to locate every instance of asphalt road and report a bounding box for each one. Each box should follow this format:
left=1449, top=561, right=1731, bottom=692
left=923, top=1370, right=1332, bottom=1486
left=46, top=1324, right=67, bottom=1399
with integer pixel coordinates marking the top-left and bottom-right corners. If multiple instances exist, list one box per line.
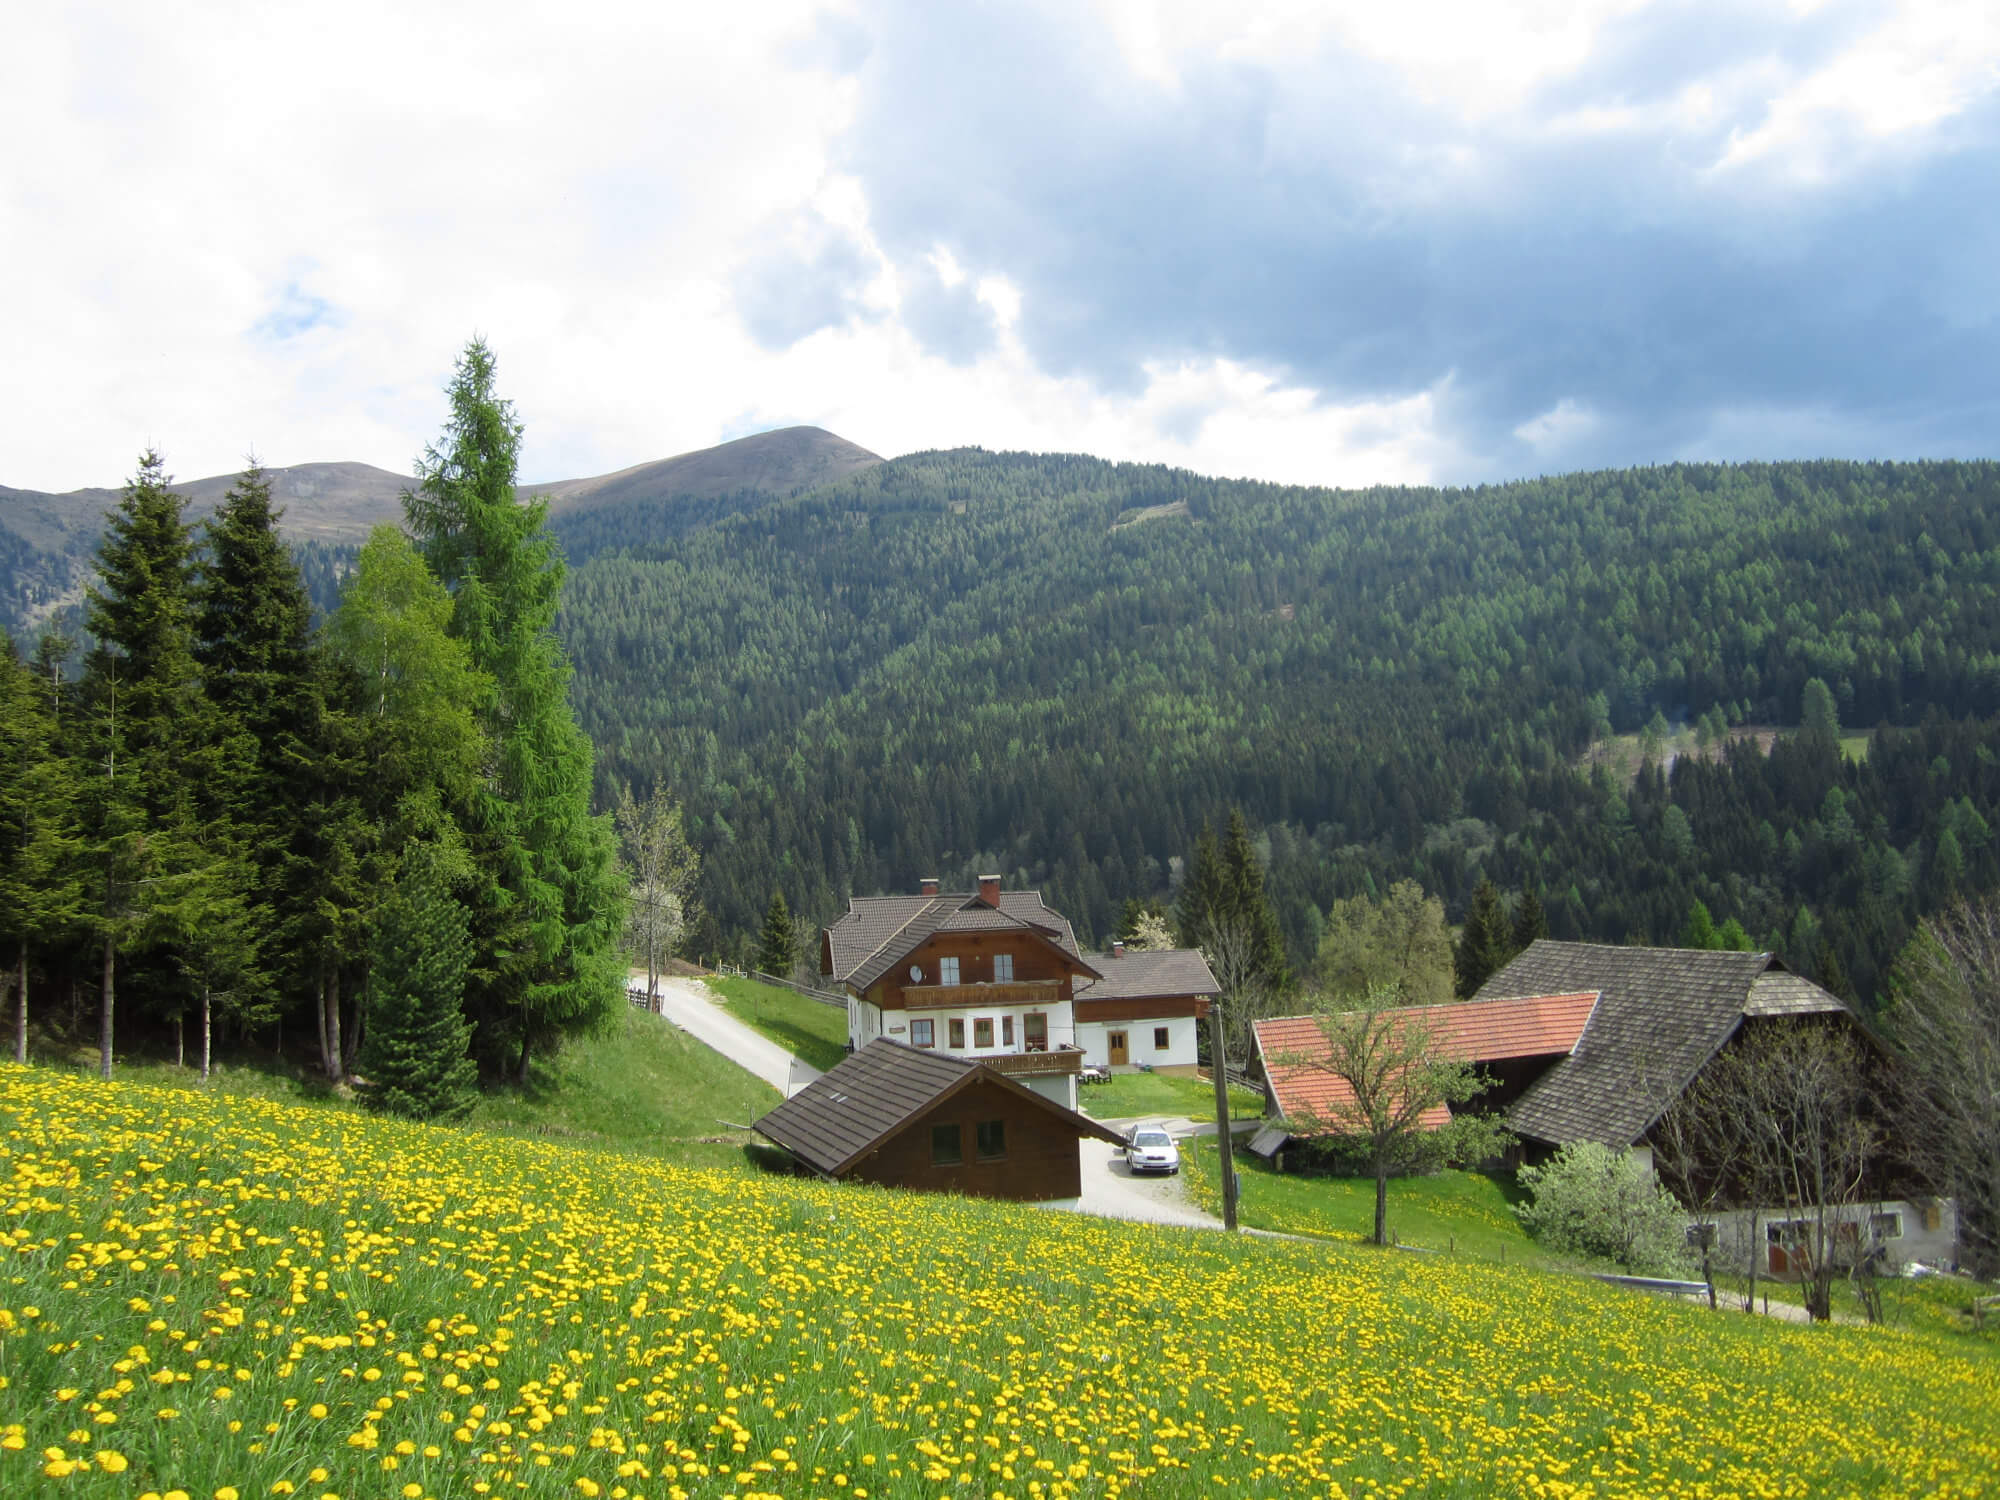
left=639, top=975, right=823, bottom=1097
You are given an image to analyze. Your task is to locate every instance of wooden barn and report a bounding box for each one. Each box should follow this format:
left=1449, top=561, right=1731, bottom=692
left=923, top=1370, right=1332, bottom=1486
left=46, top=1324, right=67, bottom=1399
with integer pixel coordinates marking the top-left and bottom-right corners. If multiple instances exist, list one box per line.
left=752, top=1038, right=1127, bottom=1202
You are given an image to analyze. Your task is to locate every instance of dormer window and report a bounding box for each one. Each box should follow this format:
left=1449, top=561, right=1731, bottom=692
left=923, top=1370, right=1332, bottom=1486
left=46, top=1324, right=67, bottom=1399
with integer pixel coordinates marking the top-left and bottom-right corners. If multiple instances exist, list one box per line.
left=993, top=953, right=1014, bottom=982
left=940, top=956, right=961, bottom=986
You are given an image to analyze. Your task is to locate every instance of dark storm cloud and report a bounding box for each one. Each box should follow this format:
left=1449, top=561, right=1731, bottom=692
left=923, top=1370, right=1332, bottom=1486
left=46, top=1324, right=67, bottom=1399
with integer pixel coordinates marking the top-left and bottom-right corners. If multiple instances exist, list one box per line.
left=812, top=0, right=2000, bottom=476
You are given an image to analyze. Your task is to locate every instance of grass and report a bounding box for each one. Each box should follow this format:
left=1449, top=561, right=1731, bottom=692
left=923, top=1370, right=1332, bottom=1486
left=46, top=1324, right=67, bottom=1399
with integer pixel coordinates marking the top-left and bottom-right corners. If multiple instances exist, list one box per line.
left=1584, top=722, right=1871, bottom=782
left=42, top=1003, right=778, bottom=1173
left=467, top=1003, right=779, bottom=1169
left=706, top=974, right=851, bottom=1073
left=1183, top=1137, right=1541, bottom=1261
left=6, top=1068, right=2000, bottom=1498
left=1078, top=1070, right=1264, bottom=1123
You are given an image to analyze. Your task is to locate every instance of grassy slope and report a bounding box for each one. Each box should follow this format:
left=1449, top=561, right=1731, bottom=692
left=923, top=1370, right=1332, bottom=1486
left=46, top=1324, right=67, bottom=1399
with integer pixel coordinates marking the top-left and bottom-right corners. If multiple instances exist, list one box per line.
left=56, top=1004, right=777, bottom=1172
left=706, top=975, right=851, bottom=1073
left=1184, top=1138, right=1539, bottom=1261
left=468, top=1004, right=779, bottom=1167
left=1077, top=1071, right=1264, bottom=1123
left=5, top=1069, right=1999, bottom=1500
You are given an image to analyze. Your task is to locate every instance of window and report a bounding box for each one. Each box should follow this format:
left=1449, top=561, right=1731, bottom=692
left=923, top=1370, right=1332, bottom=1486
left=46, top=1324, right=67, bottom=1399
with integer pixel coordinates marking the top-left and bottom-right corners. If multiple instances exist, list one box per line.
left=940, top=956, right=961, bottom=986
left=1002, top=1016, right=1014, bottom=1046
left=931, top=1124, right=962, bottom=1166
left=1153, top=1026, right=1171, bottom=1051
left=993, top=953, right=1014, bottom=982
left=1685, top=1223, right=1717, bottom=1249
left=1870, top=1211, right=1904, bottom=1240
left=1024, top=1012, right=1047, bottom=1051
left=948, top=1018, right=966, bottom=1048
left=974, top=1018, right=994, bottom=1048
left=910, top=1018, right=934, bottom=1048
left=976, top=1119, right=1007, bottom=1160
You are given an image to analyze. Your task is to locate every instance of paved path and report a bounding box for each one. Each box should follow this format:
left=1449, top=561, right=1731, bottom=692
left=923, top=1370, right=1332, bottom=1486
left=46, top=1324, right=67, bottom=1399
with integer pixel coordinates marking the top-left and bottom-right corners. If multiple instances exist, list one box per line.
left=639, top=976, right=822, bottom=1097
left=1050, top=1114, right=1224, bottom=1231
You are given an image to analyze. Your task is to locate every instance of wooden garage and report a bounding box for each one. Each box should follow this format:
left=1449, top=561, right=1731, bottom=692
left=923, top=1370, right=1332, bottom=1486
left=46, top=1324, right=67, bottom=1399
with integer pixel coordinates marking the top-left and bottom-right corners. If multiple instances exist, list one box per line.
left=754, top=1038, right=1127, bottom=1202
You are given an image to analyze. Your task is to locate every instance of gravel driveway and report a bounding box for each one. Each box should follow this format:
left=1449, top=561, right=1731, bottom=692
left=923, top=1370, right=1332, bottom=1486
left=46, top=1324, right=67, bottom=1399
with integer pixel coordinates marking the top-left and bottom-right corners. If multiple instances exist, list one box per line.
left=1051, top=1119, right=1223, bottom=1230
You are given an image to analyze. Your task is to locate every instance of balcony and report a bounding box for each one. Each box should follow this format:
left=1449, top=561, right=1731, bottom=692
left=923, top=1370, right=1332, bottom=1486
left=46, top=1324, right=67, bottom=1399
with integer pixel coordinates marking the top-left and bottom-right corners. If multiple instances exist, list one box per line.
left=901, top=979, right=1063, bottom=1010
left=979, top=1045, right=1086, bottom=1078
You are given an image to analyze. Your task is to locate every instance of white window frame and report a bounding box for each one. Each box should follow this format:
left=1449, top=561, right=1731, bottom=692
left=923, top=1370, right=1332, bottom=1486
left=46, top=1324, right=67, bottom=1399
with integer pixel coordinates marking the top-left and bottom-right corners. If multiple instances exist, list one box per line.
left=940, top=956, right=961, bottom=986
left=993, top=953, right=1014, bottom=982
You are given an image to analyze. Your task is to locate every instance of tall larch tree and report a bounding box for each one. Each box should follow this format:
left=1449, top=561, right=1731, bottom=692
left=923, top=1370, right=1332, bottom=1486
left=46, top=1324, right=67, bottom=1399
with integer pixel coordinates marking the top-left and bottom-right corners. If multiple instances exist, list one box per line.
left=404, top=342, right=625, bottom=1078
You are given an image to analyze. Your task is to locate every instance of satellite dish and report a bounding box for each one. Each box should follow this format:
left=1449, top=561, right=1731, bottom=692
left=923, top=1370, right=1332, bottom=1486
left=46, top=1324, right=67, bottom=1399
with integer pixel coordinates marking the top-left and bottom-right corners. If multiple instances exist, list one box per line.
left=908, top=964, right=924, bottom=981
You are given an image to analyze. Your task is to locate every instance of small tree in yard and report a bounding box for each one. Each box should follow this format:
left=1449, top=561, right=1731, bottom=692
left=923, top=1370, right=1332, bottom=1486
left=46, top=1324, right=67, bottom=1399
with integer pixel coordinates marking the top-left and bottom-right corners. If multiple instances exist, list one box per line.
left=1516, top=1141, right=1693, bottom=1276
left=360, top=845, right=478, bottom=1123
left=1272, top=988, right=1512, bottom=1246
left=1884, top=898, right=2000, bottom=1280
left=757, top=890, right=797, bottom=980
left=616, top=785, right=699, bottom=1006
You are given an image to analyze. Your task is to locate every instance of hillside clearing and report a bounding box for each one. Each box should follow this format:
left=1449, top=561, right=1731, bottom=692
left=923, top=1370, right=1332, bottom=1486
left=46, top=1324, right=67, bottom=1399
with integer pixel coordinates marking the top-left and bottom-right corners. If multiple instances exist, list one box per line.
left=5, top=1069, right=1999, bottom=1498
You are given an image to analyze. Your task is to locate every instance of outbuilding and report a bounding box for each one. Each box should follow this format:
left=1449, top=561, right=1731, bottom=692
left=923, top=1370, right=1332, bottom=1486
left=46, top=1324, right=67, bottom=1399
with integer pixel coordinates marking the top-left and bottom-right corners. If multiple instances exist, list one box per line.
left=753, top=1038, right=1128, bottom=1202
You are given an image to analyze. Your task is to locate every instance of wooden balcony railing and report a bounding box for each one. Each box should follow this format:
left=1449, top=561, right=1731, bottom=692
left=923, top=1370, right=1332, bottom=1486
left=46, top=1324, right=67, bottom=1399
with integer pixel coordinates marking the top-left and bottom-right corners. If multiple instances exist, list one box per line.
left=979, top=1046, right=1085, bottom=1078
left=901, top=979, right=1063, bottom=1010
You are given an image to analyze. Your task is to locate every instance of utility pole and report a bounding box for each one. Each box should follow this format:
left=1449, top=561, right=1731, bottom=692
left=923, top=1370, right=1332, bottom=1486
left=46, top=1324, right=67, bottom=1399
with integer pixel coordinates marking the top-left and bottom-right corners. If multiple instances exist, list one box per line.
left=1209, top=996, right=1239, bottom=1231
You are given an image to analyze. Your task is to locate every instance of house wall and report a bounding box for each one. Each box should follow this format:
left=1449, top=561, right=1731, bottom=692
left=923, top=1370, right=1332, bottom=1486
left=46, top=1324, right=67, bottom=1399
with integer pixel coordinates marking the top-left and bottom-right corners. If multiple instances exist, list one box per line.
left=1704, top=1198, right=1958, bottom=1276
left=874, top=931, right=1081, bottom=1011
left=1075, top=1014, right=1200, bottom=1074
left=844, top=1076, right=1089, bottom=1202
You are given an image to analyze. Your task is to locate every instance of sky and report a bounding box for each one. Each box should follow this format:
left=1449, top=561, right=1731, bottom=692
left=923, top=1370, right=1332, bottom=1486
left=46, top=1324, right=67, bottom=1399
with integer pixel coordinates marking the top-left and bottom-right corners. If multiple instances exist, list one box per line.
left=5, top=0, right=1998, bottom=493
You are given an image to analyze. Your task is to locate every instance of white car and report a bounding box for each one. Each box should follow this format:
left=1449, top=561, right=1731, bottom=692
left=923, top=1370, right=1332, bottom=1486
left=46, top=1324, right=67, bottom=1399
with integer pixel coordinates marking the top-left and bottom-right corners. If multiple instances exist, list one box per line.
left=1125, top=1126, right=1181, bottom=1175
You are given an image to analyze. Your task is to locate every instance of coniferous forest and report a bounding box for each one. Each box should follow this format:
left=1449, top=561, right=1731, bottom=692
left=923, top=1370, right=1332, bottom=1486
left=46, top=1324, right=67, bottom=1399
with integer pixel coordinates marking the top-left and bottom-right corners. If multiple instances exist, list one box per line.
left=0, top=343, right=623, bottom=1105
left=11, top=396, right=2000, bottom=1067
left=554, top=451, right=2000, bottom=1008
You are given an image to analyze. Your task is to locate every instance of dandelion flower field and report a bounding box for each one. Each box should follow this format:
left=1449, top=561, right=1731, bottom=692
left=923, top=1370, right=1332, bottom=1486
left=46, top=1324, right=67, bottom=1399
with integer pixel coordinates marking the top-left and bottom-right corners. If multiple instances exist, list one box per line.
left=3, top=1068, right=1996, bottom=1499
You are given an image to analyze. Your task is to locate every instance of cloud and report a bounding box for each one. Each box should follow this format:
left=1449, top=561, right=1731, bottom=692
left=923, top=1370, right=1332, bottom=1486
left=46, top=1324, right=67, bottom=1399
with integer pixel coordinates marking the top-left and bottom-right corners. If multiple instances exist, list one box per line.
left=3, top=1, right=1998, bottom=494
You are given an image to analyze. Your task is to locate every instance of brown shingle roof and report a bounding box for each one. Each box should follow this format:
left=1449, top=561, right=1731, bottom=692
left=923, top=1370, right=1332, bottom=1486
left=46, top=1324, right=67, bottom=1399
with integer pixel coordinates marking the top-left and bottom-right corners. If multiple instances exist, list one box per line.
left=751, top=1039, right=1124, bottom=1175
left=1254, top=992, right=1601, bottom=1133
left=1476, top=940, right=1849, bottom=1148
left=823, top=889, right=1090, bottom=992
left=1074, top=948, right=1219, bottom=1003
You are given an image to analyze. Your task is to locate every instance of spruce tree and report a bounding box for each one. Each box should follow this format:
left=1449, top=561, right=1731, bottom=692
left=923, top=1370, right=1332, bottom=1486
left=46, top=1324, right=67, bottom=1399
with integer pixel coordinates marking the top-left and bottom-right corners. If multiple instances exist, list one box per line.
left=360, top=844, right=478, bottom=1121
left=80, top=451, right=205, bottom=1077
left=1453, top=878, right=1510, bottom=998
left=1511, top=884, right=1548, bottom=952
left=1218, top=808, right=1289, bottom=992
left=0, top=636, right=80, bottom=1062
left=1176, top=821, right=1225, bottom=952
left=193, top=465, right=318, bottom=936
left=404, top=342, right=625, bottom=1077
left=757, top=890, right=796, bottom=977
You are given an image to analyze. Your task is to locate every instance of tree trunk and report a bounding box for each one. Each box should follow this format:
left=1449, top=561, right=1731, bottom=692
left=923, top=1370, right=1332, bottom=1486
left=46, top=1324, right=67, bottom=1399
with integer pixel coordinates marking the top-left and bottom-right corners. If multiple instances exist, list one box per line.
left=174, top=1014, right=183, bottom=1068
left=517, top=1032, right=533, bottom=1085
left=201, top=985, right=212, bottom=1082
left=1374, top=1163, right=1389, bottom=1246
left=344, top=980, right=364, bottom=1076
left=99, top=937, right=115, bottom=1081
left=13, top=944, right=26, bottom=1065
left=1745, top=1209, right=1761, bottom=1313
left=325, top=970, right=344, bottom=1083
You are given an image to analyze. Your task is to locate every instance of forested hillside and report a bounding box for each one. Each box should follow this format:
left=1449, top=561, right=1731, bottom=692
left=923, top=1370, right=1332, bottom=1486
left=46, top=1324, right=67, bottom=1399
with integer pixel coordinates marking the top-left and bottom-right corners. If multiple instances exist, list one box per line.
left=560, top=451, right=2000, bottom=1004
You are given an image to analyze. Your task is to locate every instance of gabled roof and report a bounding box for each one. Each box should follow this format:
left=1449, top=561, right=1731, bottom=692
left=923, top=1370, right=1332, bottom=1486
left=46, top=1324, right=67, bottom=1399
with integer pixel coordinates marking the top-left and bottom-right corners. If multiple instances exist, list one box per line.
left=1254, top=992, right=1601, bottom=1133
left=1475, top=940, right=1850, bottom=1148
left=823, top=890, right=1090, bottom=992
left=1074, top=947, right=1220, bottom=1002
left=752, top=1038, right=1124, bottom=1176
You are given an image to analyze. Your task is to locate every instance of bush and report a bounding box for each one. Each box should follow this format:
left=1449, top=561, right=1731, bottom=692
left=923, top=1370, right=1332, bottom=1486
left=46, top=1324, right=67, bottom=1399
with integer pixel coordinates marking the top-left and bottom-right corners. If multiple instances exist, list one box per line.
left=1516, top=1141, right=1692, bottom=1275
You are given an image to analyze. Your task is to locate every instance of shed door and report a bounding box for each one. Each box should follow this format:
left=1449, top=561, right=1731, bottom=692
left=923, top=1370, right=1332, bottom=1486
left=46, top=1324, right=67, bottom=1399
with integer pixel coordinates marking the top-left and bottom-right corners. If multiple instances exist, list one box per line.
left=1108, top=1030, right=1128, bottom=1065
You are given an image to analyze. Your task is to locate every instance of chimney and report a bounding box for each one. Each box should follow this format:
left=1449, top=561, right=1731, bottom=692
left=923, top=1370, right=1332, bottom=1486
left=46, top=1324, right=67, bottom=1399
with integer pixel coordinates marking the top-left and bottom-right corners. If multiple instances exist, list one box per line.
left=920, top=877, right=940, bottom=897
left=977, top=874, right=1001, bottom=907
left=1111, top=939, right=1125, bottom=958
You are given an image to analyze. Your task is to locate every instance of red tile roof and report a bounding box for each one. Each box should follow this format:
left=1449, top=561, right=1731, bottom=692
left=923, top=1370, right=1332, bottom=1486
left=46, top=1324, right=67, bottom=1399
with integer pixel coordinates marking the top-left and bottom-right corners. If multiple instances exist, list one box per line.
left=1255, top=992, right=1600, bottom=1133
